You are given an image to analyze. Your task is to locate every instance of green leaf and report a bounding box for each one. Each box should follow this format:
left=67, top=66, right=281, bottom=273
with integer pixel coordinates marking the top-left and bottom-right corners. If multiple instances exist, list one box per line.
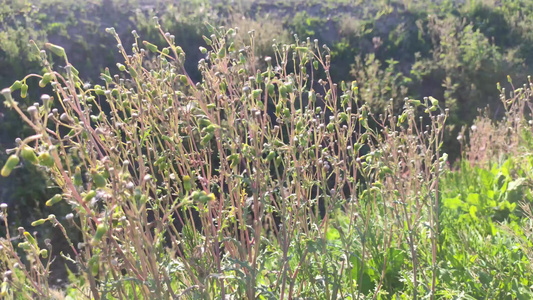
left=444, top=195, right=463, bottom=209
left=326, top=227, right=340, bottom=241
left=466, top=193, right=480, bottom=205
left=508, top=178, right=525, bottom=191
left=469, top=205, right=478, bottom=220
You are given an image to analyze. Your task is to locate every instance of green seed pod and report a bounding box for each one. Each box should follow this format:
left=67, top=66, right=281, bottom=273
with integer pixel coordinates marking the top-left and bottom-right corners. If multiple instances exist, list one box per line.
left=93, top=224, right=107, bottom=243
left=143, top=41, right=158, bottom=53
left=45, top=194, right=62, bottom=206
left=88, top=254, right=100, bottom=276
left=217, top=47, right=226, bottom=59
left=20, top=83, right=28, bottom=98
left=339, top=112, right=348, bottom=122
left=101, top=74, right=113, bottom=84
left=24, top=231, right=38, bottom=248
left=1, top=155, right=20, bottom=177
left=38, top=152, right=54, bottom=167
left=1, top=281, right=8, bottom=297
left=105, top=27, right=116, bottom=35
left=91, top=170, right=106, bottom=188
left=267, top=83, right=275, bottom=96
left=175, top=46, right=184, bottom=56
left=199, top=46, right=207, bottom=54
left=407, top=99, right=421, bottom=107
left=201, top=133, right=214, bottom=146
left=10, top=81, right=22, bottom=92
left=279, top=85, right=288, bottom=100
left=18, top=242, right=31, bottom=250
left=203, top=124, right=219, bottom=134
left=266, top=151, right=276, bottom=161
left=21, top=146, right=38, bottom=164
left=128, top=67, right=138, bottom=78
left=252, top=89, right=262, bottom=99
left=313, top=60, right=319, bottom=70
left=179, top=75, right=188, bottom=85
left=40, top=249, right=48, bottom=258
left=117, top=63, right=126, bottom=71
left=429, top=96, right=439, bottom=107
left=91, top=259, right=99, bottom=276
left=162, top=48, right=170, bottom=55
left=202, top=35, right=212, bottom=46
left=275, top=156, right=282, bottom=168
left=74, top=166, right=83, bottom=186
left=183, top=175, right=191, bottom=192
left=283, top=108, right=290, bottom=118
left=84, top=190, right=96, bottom=202
left=40, top=73, right=52, bottom=87
left=45, top=43, right=66, bottom=57
left=31, top=218, right=48, bottom=226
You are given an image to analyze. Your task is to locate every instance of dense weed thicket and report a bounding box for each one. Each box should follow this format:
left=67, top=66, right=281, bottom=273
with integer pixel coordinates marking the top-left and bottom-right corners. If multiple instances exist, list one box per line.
left=1, top=18, right=533, bottom=299
left=5, top=0, right=533, bottom=229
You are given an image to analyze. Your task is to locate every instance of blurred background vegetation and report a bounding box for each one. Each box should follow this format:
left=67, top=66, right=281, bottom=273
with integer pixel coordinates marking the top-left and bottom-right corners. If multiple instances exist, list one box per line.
left=1, top=0, right=533, bottom=223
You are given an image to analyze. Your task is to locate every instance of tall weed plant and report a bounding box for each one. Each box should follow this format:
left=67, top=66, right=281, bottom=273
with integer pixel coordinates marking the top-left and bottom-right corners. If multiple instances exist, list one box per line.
left=0, top=19, right=531, bottom=299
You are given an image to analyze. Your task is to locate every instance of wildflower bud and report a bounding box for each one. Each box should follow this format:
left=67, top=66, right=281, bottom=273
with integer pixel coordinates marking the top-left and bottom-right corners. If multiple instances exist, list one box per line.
left=252, top=89, right=262, bottom=99
left=183, top=175, right=191, bottom=192
left=202, top=35, right=212, bottom=46
left=38, top=151, right=55, bottom=167
left=199, top=46, right=207, bottom=54
left=0, top=203, right=7, bottom=210
left=105, top=27, right=116, bottom=35
left=83, top=190, right=96, bottom=202
left=45, top=43, right=66, bottom=57
left=40, top=249, right=48, bottom=258
left=74, top=166, right=83, bottom=186
left=0, top=281, right=7, bottom=297
left=91, top=170, right=106, bottom=188
left=93, top=224, right=107, bottom=244
left=40, top=73, right=53, bottom=87
left=18, top=242, right=31, bottom=250
left=10, top=80, right=22, bottom=92
left=201, top=133, right=214, bottom=145
left=18, top=145, right=38, bottom=165
left=88, top=254, right=100, bottom=276
left=24, top=231, right=38, bottom=248
left=143, top=41, right=158, bottom=53
left=179, top=75, right=188, bottom=85
left=116, top=63, right=126, bottom=71
left=266, top=151, right=276, bottom=161
left=31, top=218, right=48, bottom=226
left=1, top=155, right=19, bottom=177
left=131, top=30, right=139, bottom=38
left=45, top=194, right=62, bottom=207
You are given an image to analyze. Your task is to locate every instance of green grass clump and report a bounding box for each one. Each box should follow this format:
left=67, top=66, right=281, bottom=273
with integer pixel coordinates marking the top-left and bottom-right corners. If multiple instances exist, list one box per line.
left=0, top=20, right=533, bottom=299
